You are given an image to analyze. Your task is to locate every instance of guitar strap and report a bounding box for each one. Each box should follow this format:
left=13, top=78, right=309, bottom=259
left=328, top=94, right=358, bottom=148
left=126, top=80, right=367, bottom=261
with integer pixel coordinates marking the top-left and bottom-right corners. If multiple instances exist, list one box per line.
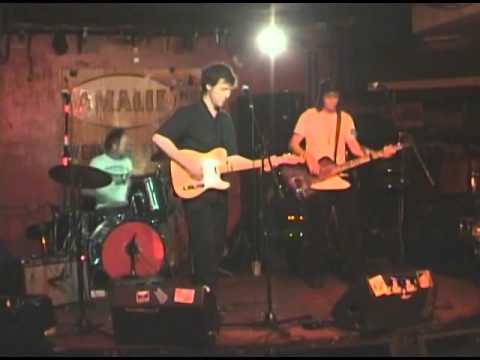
left=333, top=109, right=342, bottom=164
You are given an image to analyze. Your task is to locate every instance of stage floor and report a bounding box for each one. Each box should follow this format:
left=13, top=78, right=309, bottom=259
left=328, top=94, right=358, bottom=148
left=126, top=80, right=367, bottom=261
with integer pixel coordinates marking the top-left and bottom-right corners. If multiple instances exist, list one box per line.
left=50, top=272, right=480, bottom=356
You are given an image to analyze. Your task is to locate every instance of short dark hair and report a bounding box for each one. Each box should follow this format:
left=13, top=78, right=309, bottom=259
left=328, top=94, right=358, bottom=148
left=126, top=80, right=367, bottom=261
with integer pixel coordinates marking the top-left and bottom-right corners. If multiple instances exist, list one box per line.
left=201, top=63, right=237, bottom=94
left=104, top=127, right=125, bottom=152
left=315, top=79, right=340, bottom=111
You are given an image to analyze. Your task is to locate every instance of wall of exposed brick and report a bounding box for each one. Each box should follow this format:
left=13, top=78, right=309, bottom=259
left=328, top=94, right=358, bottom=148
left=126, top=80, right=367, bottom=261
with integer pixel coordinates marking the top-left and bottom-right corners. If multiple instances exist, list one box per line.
left=0, top=33, right=330, bottom=258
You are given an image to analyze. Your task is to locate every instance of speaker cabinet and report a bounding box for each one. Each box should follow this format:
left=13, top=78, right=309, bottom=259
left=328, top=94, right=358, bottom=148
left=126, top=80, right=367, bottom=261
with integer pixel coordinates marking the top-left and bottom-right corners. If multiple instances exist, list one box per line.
left=109, top=280, right=218, bottom=347
left=22, top=256, right=89, bottom=306
left=332, top=269, right=436, bottom=333
left=0, top=295, right=55, bottom=355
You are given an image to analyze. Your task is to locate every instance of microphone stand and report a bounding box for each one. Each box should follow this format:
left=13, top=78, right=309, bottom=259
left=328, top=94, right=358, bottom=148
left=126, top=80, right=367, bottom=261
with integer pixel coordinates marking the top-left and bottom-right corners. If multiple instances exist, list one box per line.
left=125, top=234, right=139, bottom=279
left=397, top=132, right=436, bottom=265
left=60, top=88, right=110, bottom=338
left=383, top=86, right=435, bottom=265
left=408, top=133, right=435, bottom=188
left=224, top=86, right=311, bottom=336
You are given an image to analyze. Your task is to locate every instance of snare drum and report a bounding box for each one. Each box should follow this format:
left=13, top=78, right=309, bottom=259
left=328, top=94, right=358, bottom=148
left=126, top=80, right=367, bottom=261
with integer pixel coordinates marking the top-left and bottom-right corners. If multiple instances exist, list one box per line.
left=128, top=172, right=172, bottom=220
left=88, top=219, right=167, bottom=279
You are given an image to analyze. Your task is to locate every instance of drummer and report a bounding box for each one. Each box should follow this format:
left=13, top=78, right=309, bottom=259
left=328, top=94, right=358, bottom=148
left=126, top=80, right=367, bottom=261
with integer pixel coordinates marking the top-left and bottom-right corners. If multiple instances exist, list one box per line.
left=86, top=128, right=133, bottom=210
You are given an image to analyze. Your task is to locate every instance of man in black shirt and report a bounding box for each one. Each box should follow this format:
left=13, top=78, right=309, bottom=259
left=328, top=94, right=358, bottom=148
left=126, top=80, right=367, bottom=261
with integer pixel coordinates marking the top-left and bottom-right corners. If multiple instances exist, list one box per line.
left=152, top=63, right=238, bottom=291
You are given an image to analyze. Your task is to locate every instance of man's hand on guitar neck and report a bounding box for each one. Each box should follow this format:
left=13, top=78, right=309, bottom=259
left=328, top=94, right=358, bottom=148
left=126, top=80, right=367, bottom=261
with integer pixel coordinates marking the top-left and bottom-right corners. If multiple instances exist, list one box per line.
left=261, top=153, right=303, bottom=172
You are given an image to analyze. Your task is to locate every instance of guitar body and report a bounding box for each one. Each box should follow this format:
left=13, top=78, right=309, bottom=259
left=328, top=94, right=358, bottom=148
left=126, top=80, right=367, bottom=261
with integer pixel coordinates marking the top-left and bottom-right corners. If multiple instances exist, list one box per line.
left=311, top=157, right=352, bottom=191
left=280, top=142, right=406, bottom=199
left=279, top=157, right=351, bottom=199
left=170, top=148, right=231, bottom=199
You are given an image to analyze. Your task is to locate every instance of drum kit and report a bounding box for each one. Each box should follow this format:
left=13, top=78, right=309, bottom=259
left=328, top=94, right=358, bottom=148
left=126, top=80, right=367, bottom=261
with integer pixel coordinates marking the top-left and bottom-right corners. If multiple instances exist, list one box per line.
left=38, top=151, right=174, bottom=287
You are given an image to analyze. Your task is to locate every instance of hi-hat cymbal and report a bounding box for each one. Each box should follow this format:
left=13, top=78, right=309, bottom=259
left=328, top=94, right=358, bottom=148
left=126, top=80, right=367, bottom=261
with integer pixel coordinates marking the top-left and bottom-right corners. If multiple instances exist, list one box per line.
left=48, top=164, right=112, bottom=189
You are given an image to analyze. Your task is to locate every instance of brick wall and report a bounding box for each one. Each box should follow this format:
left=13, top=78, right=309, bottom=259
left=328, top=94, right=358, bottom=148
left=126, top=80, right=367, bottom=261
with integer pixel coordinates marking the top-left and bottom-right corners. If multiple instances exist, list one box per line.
left=0, top=33, right=324, bottom=257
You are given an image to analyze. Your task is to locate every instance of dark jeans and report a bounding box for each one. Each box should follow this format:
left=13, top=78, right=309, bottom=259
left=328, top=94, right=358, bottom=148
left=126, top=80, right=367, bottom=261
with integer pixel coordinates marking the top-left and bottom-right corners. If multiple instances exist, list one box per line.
left=303, top=188, right=363, bottom=280
left=183, top=192, right=228, bottom=291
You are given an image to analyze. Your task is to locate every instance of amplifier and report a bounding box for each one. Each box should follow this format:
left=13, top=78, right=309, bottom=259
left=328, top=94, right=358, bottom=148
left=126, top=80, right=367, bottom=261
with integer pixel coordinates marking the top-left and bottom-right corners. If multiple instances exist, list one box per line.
left=21, top=256, right=88, bottom=306
left=0, top=294, right=55, bottom=355
left=109, top=280, right=218, bottom=347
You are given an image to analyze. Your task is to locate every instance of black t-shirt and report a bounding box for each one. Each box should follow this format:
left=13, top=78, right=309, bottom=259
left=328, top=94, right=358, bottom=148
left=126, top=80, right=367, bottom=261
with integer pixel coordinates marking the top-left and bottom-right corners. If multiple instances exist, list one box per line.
left=157, top=100, right=238, bottom=204
left=157, top=100, right=238, bottom=156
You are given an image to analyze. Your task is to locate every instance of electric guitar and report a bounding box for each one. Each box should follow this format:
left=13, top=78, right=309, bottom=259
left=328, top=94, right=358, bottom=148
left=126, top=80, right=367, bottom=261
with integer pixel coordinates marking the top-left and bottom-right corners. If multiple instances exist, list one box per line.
left=279, top=142, right=409, bottom=199
left=170, top=147, right=304, bottom=199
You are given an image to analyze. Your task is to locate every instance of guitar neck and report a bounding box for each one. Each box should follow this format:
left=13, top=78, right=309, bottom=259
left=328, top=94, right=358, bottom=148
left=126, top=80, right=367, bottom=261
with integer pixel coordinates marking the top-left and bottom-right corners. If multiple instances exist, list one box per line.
left=219, top=156, right=265, bottom=174
left=334, top=149, right=384, bottom=174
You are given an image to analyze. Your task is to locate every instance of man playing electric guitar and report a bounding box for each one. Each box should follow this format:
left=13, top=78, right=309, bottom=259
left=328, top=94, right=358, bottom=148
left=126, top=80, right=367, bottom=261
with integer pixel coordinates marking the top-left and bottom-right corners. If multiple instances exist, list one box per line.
left=289, top=81, right=397, bottom=287
left=152, top=64, right=239, bottom=293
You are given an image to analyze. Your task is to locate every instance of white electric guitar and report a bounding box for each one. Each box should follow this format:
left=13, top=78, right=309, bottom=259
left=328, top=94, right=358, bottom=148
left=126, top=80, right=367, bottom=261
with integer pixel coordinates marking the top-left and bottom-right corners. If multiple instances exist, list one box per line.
left=170, top=147, right=303, bottom=199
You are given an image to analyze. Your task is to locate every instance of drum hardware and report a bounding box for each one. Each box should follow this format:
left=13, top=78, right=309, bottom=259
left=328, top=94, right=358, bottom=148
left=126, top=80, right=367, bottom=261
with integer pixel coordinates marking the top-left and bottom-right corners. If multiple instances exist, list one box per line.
left=128, top=171, right=172, bottom=221
left=46, top=153, right=174, bottom=299
left=48, top=162, right=112, bottom=335
left=458, top=217, right=480, bottom=257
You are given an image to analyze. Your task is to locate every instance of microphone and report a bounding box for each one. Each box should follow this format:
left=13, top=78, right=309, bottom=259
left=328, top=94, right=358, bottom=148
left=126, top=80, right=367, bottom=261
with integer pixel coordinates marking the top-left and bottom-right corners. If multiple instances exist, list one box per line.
left=242, top=84, right=254, bottom=109
left=61, top=88, right=71, bottom=104
left=126, top=234, right=138, bottom=256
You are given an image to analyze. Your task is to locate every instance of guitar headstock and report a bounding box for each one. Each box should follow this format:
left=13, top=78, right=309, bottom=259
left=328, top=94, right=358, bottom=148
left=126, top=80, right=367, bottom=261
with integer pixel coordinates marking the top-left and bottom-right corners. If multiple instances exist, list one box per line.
left=372, top=141, right=410, bottom=159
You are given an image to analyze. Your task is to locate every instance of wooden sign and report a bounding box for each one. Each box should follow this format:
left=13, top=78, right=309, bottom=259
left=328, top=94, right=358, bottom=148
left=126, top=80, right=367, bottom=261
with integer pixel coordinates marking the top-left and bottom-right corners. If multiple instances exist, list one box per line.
left=71, top=74, right=175, bottom=128
left=68, top=69, right=201, bottom=174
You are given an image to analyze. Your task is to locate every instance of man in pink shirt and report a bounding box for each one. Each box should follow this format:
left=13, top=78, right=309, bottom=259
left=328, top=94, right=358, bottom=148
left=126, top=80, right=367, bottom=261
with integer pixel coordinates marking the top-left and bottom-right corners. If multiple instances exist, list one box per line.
left=289, top=81, right=396, bottom=287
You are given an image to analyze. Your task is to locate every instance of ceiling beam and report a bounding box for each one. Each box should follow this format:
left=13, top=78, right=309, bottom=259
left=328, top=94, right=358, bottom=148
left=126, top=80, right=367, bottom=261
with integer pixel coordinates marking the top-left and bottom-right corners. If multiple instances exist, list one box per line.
left=412, top=3, right=480, bottom=34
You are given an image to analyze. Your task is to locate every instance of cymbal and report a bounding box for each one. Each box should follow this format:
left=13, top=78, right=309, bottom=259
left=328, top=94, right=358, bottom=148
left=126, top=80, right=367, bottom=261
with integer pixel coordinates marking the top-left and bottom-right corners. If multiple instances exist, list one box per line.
left=48, top=164, right=112, bottom=189
left=151, top=151, right=168, bottom=162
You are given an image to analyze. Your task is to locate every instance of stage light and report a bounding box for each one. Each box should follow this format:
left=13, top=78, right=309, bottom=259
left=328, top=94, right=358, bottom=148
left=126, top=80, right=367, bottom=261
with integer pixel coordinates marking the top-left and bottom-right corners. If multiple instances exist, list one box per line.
left=256, top=22, right=287, bottom=59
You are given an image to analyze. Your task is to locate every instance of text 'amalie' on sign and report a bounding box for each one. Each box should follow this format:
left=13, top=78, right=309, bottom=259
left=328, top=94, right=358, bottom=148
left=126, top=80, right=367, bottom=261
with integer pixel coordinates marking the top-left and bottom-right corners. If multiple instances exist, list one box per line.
left=76, top=89, right=172, bottom=113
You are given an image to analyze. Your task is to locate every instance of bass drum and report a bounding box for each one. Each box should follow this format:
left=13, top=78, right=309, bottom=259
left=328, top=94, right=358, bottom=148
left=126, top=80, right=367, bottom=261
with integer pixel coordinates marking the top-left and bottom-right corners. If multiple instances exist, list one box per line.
left=89, top=218, right=167, bottom=279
